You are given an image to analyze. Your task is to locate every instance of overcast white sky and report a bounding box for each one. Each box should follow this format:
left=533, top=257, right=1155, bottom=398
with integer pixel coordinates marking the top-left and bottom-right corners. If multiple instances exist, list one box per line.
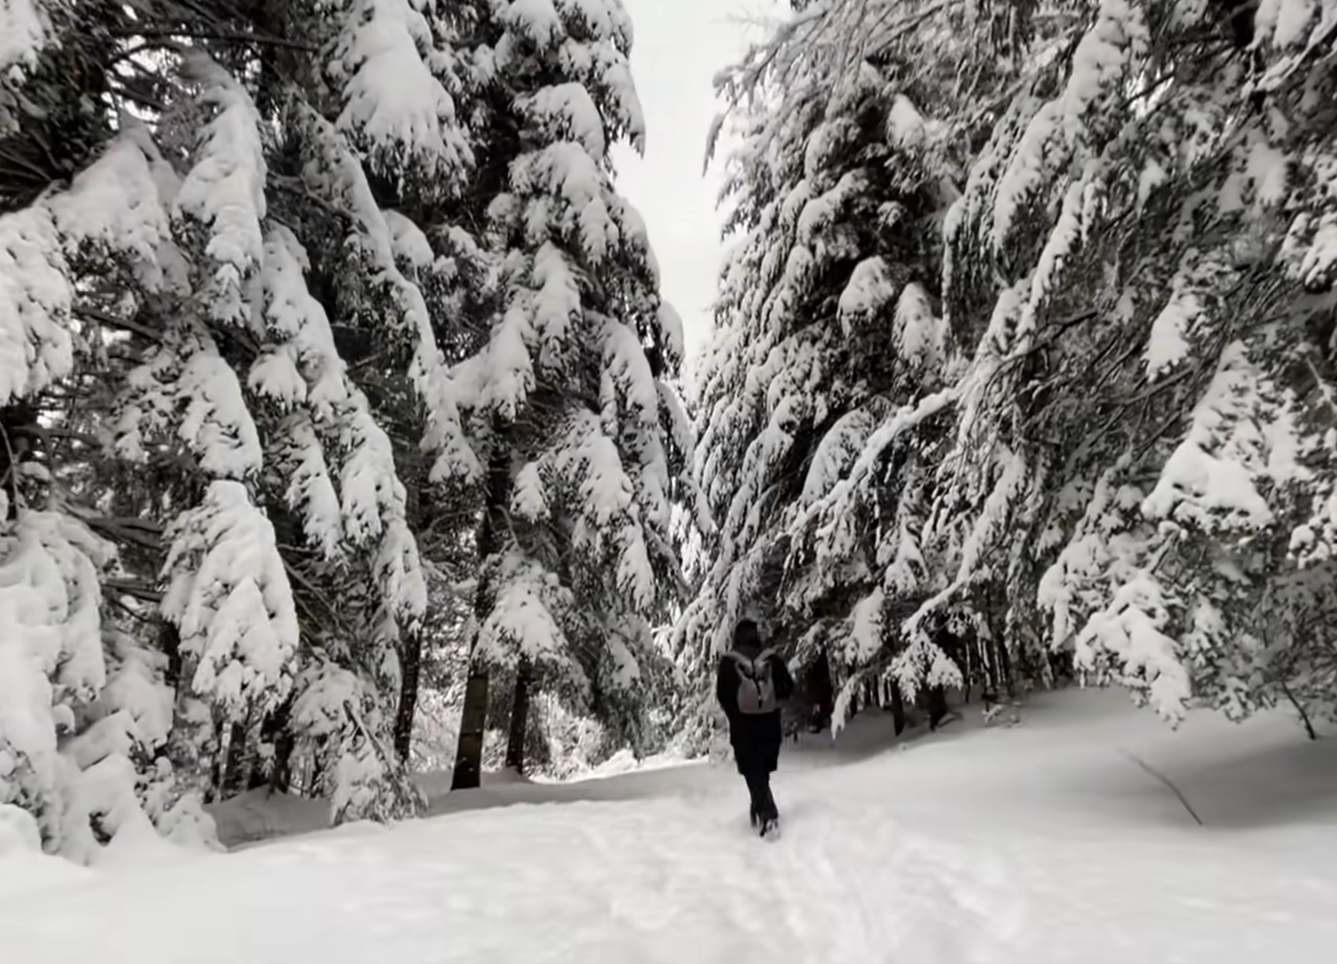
left=611, top=0, right=788, bottom=371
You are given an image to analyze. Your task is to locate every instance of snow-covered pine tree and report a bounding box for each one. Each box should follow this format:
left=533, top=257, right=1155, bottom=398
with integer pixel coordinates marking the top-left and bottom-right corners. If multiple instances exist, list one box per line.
left=919, top=0, right=1337, bottom=728
left=443, top=0, right=699, bottom=786
left=0, top=0, right=490, bottom=853
left=259, top=0, right=491, bottom=812
left=0, top=2, right=232, bottom=858
left=677, top=0, right=1027, bottom=735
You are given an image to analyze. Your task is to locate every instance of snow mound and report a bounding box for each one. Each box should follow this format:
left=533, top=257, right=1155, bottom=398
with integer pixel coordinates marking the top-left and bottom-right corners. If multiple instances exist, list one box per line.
left=0, top=804, right=93, bottom=900
left=0, top=803, right=41, bottom=857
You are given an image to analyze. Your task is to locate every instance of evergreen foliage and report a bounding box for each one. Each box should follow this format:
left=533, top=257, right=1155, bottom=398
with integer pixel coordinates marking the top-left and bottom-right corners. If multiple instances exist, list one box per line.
left=685, top=0, right=1337, bottom=744
left=0, top=0, right=693, bottom=861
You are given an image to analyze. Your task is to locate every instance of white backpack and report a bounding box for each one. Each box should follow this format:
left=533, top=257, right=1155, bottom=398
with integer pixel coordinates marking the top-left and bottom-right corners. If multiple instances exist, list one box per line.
left=729, top=648, right=780, bottom=714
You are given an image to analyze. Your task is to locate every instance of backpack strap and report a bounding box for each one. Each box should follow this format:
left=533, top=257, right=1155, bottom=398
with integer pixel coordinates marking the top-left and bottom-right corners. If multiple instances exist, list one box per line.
left=727, top=649, right=770, bottom=665
left=726, top=648, right=778, bottom=680
left=727, top=648, right=775, bottom=662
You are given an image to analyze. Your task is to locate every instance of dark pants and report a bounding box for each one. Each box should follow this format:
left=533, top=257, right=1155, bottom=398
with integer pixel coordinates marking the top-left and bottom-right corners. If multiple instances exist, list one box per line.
left=730, top=712, right=783, bottom=824
left=743, top=766, right=778, bottom=822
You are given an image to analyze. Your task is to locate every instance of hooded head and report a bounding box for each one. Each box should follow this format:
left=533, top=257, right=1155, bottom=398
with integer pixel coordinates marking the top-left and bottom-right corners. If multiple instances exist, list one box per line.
left=733, top=618, right=762, bottom=657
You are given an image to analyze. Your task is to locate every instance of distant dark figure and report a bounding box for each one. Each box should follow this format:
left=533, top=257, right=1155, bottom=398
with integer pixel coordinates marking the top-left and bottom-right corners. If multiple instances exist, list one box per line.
left=715, top=619, right=794, bottom=838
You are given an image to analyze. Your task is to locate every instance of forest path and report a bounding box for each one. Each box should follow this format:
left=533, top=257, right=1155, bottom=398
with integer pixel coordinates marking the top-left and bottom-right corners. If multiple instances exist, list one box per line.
left=6, top=689, right=1337, bottom=964
left=0, top=779, right=1022, bottom=964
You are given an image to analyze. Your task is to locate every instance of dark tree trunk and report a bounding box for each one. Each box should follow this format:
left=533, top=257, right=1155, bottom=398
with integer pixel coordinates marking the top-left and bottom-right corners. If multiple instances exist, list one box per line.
left=0, top=400, right=36, bottom=521
left=450, top=434, right=511, bottom=791
left=451, top=662, right=490, bottom=790
left=309, top=734, right=328, bottom=797
left=995, top=634, right=1016, bottom=699
left=247, top=697, right=295, bottom=793
left=504, top=657, right=534, bottom=775
left=221, top=721, right=247, bottom=797
left=961, top=638, right=978, bottom=702
left=804, top=649, right=834, bottom=730
left=269, top=715, right=296, bottom=793
left=982, top=581, right=1011, bottom=699
left=206, top=724, right=223, bottom=804
left=160, top=619, right=182, bottom=691
left=890, top=680, right=906, bottom=735
left=394, top=459, right=429, bottom=764
left=927, top=686, right=949, bottom=730
left=394, top=626, right=423, bottom=762
left=980, top=637, right=1000, bottom=709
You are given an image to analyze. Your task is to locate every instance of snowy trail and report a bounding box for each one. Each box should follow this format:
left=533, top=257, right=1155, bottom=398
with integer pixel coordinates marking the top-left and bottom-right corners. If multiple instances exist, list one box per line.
left=1, top=789, right=1022, bottom=964
left=8, top=689, right=1337, bottom=964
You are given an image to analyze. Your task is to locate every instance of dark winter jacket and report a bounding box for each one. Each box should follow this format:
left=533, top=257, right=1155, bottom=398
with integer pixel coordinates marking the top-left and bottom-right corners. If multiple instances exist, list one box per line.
left=716, top=647, right=794, bottom=774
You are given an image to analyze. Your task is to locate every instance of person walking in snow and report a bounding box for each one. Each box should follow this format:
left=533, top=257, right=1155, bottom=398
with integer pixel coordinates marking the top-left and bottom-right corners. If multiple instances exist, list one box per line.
left=716, top=619, right=794, bottom=838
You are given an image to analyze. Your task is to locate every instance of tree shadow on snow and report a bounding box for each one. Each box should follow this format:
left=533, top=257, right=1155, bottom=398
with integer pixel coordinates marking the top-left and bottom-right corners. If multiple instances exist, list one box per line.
left=1162, top=736, right=1337, bottom=830
left=423, top=761, right=721, bottom=818
left=784, top=708, right=977, bottom=771
left=423, top=709, right=970, bottom=819
left=1038, top=701, right=1337, bottom=832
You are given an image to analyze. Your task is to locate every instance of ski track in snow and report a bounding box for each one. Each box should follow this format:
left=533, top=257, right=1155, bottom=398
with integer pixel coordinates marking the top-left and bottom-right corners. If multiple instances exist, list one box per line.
left=7, top=688, right=1337, bottom=963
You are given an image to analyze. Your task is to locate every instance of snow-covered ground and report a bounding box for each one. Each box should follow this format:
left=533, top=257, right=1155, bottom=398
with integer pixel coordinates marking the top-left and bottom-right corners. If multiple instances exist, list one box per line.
left=5, top=687, right=1337, bottom=963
